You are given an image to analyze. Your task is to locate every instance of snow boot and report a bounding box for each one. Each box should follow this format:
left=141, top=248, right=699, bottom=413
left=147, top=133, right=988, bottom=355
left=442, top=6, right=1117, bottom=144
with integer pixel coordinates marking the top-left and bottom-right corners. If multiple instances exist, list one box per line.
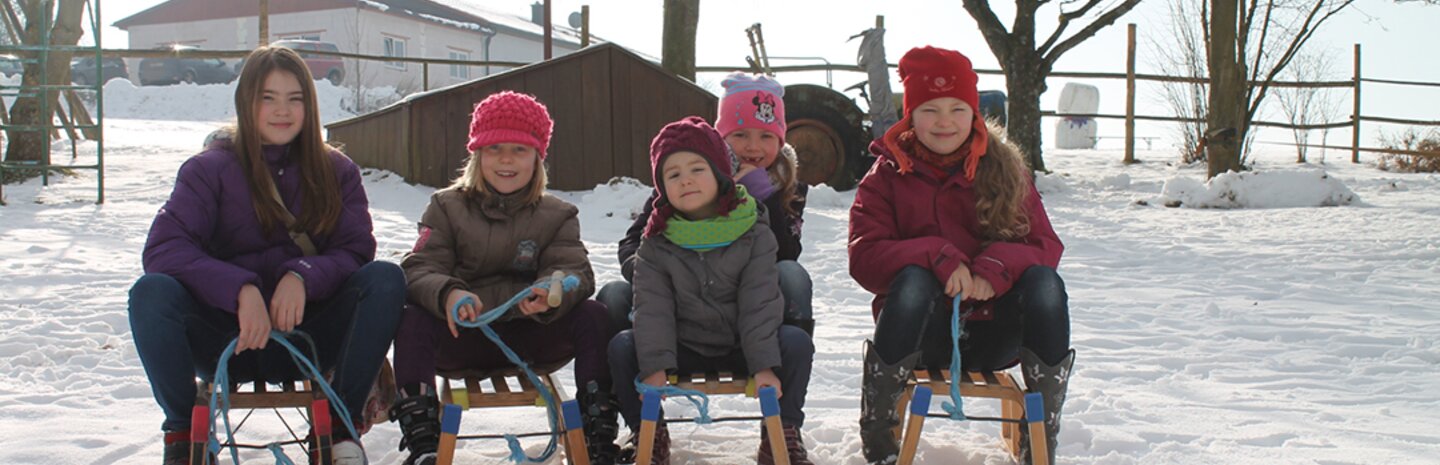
left=579, top=381, right=622, bottom=465
left=859, top=340, right=921, bottom=465
left=388, top=385, right=441, bottom=465
left=757, top=424, right=815, bottom=465
left=1017, top=348, right=1075, bottom=465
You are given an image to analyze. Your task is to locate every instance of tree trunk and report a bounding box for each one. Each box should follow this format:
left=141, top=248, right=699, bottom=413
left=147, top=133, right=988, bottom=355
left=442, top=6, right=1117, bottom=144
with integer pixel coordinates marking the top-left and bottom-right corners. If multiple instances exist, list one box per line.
left=661, top=0, right=699, bottom=81
left=1003, top=52, right=1050, bottom=172
left=4, top=0, right=84, bottom=167
left=1206, top=0, right=1246, bottom=178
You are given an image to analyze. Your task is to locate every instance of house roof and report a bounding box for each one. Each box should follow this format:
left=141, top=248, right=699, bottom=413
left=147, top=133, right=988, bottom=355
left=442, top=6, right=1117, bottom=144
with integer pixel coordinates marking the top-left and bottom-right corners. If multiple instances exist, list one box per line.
left=115, top=0, right=593, bottom=46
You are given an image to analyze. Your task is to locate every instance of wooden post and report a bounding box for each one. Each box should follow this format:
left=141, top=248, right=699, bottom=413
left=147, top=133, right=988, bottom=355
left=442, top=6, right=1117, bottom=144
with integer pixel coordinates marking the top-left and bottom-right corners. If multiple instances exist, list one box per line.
left=562, top=400, right=591, bottom=465
left=760, top=387, right=790, bottom=465
left=543, top=0, right=553, bottom=60
left=258, top=0, right=269, bottom=46
left=581, top=5, right=590, bottom=47
left=898, top=386, right=931, bottom=465
left=636, top=390, right=661, bottom=465
left=1351, top=43, right=1361, bottom=163
left=422, top=62, right=429, bottom=91
left=876, top=15, right=884, bottom=29
left=1124, top=23, right=1137, bottom=164
left=436, top=404, right=461, bottom=465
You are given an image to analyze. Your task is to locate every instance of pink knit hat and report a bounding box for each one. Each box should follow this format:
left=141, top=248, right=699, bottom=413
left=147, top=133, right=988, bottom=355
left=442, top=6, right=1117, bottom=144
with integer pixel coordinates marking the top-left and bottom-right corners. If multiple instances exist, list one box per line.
left=466, top=91, right=554, bottom=159
left=715, top=73, right=786, bottom=144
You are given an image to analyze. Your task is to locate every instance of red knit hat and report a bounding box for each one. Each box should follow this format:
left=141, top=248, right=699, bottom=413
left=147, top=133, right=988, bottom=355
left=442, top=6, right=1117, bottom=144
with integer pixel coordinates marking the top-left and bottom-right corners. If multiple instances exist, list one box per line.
left=643, top=116, right=741, bottom=237
left=466, top=91, right=554, bottom=159
left=884, top=46, right=989, bottom=178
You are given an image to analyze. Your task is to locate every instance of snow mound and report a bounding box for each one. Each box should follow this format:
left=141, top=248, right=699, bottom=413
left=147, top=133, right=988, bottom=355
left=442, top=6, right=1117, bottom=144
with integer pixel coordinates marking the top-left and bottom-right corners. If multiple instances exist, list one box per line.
left=804, top=184, right=851, bottom=208
left=578, top=177, right=654, bottom=222
left=100, top=78, right=356, bottom=124
left=1157, top=170, right=1359, bottom=208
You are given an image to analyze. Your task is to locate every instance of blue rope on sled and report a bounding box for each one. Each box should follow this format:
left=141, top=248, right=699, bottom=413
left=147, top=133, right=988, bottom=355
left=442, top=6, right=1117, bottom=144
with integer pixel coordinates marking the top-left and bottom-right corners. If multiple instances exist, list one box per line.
left=207, top=331, right=359, bottom=465
left=632, top=378, right=715, bottom=425
left=941, top=293, right=968, bottom=421
left=448, top=274, right=581, bottom=463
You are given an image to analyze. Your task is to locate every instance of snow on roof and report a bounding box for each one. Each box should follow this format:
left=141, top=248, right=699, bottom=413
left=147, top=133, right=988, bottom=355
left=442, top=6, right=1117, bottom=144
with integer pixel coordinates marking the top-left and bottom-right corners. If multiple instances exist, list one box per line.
left=363, top=0, right=590, bottom=45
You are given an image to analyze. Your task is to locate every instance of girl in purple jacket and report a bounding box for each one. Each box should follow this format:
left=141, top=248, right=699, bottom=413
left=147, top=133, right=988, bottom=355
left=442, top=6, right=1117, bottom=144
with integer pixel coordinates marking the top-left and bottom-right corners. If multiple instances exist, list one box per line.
left=128, top=46, right=403, bottom=465
left=848, top=47, right=1072, bottom=465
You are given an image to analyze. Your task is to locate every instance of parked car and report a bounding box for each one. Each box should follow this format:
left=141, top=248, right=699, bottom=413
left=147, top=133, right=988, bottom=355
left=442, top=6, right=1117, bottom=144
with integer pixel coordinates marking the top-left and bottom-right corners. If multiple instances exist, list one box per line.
left=138, top=46, right=237, bottom=86
left=70, top=56, right=128, bottom=85
left=238, top=39, right=345, bottom=85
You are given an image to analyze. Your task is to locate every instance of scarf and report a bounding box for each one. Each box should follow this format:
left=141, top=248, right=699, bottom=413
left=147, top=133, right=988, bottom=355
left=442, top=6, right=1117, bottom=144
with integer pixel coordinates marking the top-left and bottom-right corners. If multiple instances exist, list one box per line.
left=662, top=186, right=758, bottom=252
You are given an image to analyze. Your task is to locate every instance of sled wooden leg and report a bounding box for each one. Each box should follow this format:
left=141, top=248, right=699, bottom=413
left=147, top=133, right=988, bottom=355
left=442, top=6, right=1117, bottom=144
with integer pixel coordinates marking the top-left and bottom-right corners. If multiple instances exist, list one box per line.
left=892, top=387, right=912, bottom=443
left=436, top=404, right=461, bottom=465
left=758, top=387, right=789, bottom=465
left=190, top=403, right=210, bottom=465
left=1001, top=396, right=1023, bottom=457
left=562, top=399, right=590, bottom=465
left=636, top=390, right=661, bottom=465
left=1025, top=392, right=1050, bottom=465
left=898, top=386, right=931, bottom=465
left=311, top=398, right=334, bottom=465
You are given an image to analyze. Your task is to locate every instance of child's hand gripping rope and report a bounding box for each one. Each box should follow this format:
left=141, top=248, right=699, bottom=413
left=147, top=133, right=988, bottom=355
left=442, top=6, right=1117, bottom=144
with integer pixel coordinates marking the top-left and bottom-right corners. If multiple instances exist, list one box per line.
left=448, top=272, right=581, bottom=463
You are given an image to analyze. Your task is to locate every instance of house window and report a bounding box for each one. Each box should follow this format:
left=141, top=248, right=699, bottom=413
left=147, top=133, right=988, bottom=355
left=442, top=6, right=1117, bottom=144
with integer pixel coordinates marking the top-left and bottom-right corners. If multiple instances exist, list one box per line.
left=279, top=33, right=322, bottom=41
left=448, top=50, right=470, bottom=79
left=383, top=36, right=407, bottom=70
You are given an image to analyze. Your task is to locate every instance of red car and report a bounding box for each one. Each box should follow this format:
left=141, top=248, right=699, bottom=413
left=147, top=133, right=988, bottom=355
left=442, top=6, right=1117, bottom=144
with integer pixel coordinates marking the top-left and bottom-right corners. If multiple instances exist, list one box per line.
left=269, top=39, right=345, bottom=85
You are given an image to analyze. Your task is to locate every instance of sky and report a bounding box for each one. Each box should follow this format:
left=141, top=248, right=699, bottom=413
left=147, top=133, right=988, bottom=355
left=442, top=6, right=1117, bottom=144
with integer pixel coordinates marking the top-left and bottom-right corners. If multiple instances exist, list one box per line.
left=91, top=0, right=1440, bottom=149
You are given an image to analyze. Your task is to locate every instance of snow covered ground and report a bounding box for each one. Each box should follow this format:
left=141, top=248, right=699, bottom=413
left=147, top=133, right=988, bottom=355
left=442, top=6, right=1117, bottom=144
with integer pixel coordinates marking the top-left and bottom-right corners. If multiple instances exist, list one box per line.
left=2, top=82, right=1438, bottom=464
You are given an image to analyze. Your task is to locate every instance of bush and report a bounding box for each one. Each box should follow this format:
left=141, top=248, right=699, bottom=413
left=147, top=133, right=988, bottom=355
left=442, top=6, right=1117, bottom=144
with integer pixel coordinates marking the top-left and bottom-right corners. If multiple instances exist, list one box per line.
left=1377, top=128, right=1440, bottom=173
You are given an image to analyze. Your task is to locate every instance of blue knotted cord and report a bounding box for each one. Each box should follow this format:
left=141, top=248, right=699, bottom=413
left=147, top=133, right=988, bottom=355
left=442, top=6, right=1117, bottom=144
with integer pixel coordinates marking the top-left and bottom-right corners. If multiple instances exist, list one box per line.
left=632, top=377, right=714, bottom=424
left=941, top=293, right=968, bottom=421
left=449, top=274, right=581, bottom=463
left=207, top=331, right=359, bottom=465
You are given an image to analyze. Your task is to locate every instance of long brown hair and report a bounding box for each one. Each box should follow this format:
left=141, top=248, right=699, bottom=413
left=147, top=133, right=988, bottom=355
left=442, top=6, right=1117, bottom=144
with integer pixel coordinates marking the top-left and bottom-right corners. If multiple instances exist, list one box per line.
left=972, top=121, right=1032, bottom=242
left=768, top=144, right=803, bottom=217
left=232, top=46, right=341, bottom=236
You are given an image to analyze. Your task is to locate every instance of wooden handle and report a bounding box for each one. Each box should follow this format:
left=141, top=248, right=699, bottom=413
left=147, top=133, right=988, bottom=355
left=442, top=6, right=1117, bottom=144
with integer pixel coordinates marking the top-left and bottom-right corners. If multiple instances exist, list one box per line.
left=547, top=270, right=564, bottom=307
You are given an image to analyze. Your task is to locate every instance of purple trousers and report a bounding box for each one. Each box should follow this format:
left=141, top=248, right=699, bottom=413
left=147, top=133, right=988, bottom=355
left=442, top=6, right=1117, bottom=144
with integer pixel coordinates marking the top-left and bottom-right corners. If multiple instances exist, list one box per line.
left=393, top=300, right=612, bottom=392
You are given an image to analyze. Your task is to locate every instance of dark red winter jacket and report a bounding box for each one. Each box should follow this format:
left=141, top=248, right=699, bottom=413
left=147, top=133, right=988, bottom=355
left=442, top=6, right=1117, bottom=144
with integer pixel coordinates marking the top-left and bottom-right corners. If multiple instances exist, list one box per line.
left=848, top=140, right=1063, bottom=319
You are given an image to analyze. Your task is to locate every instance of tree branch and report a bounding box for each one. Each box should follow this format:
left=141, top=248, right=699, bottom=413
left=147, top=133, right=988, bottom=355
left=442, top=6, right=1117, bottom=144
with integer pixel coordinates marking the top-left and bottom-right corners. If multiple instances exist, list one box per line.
left=1247, top=0, right=1356, bottom=121
left=1043, top=0, right=1143, bottom=67
left=1039, top=0, right=1104, bottom=55
left=963, top=0, right=1016, bottom=65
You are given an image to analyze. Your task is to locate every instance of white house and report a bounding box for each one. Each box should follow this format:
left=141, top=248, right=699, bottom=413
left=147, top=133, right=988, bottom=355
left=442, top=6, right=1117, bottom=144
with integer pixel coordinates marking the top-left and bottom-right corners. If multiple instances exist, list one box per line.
left=114, top=0, right=591, bottom=92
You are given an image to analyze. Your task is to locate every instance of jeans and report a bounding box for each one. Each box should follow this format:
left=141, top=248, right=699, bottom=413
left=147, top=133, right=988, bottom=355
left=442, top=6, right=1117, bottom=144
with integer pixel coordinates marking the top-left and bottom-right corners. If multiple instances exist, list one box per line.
left=872, top=265, right=1070, bottom=369
left=597, top=260, right=814, bottom=337
left=392, top=300, right=612, bottom=392
left=128, top=261, right=405, bottom=432
left=607, top=326, right=814, bottom=430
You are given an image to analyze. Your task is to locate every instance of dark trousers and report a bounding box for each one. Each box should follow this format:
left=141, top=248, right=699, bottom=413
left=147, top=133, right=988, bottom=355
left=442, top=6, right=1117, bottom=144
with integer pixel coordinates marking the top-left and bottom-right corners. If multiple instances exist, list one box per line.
left=872, top=265, right=1070, bottom=370
left=597, top=260, right=813, bottom=338
left=128, top=261, right=405, bottom=432
left=607, top=326, right=814, bottom=430
left=392, top=300, right=612, bottom=392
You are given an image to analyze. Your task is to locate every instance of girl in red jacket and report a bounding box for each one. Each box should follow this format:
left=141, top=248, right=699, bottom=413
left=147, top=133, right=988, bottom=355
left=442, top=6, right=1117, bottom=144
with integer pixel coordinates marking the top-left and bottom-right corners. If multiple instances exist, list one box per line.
left=848, top=46, right=1073, bottom=465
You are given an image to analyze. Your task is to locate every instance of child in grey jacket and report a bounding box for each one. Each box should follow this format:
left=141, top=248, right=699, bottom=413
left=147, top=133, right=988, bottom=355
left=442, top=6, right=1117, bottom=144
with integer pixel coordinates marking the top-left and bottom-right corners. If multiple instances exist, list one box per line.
left=607, top=117, right=815, bottom=465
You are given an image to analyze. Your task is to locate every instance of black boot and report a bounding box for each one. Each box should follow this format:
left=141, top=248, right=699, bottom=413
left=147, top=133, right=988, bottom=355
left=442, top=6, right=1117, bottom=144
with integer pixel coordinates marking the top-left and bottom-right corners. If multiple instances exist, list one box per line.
left=388, top=385, right=441, bottom=465
left=1017, top=348, right=1075, bottom=465
left=859, top=340, right=921, bottom=465
left=578, top=381, right=622, bottom=465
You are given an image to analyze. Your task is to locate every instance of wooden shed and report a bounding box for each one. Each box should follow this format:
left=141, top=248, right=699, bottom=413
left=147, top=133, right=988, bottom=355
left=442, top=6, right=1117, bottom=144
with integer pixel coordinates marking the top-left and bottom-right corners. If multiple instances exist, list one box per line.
left=325, top=43, right=718, bottom=190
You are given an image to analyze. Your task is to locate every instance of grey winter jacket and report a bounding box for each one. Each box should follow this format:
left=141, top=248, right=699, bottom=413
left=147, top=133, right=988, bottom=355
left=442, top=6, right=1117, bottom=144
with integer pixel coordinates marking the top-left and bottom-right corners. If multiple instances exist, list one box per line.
left=632, top=210, right=784, bottom=378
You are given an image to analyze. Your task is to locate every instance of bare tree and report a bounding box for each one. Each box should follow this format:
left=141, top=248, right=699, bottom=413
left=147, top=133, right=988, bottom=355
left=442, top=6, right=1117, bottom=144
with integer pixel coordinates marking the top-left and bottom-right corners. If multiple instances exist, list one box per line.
left=4, top=0, right=84, bottom=171
left=1148, top=0, right=1209, bottom=164
left=661, top=0, right=698, bottom=80
left=1204, top=0, right=1356, bottom=178
left=1274, top=50, right=1342, bottom=163
left=962, top=0, right=1144, bottom=172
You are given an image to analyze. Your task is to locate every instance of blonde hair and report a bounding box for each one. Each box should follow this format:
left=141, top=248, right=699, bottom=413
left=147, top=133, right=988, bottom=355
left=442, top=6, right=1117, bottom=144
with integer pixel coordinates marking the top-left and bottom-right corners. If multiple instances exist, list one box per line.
left=449, top=150, right=548, bottom=206
left=972, top=122, right=1032, bottom=243
left=768, top=144, right=803, bottom=216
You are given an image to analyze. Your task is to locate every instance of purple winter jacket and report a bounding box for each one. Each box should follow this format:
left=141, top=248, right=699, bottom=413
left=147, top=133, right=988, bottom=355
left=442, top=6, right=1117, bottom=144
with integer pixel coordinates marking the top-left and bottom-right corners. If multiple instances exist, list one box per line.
left=141, top=138, right=376, bottom=312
